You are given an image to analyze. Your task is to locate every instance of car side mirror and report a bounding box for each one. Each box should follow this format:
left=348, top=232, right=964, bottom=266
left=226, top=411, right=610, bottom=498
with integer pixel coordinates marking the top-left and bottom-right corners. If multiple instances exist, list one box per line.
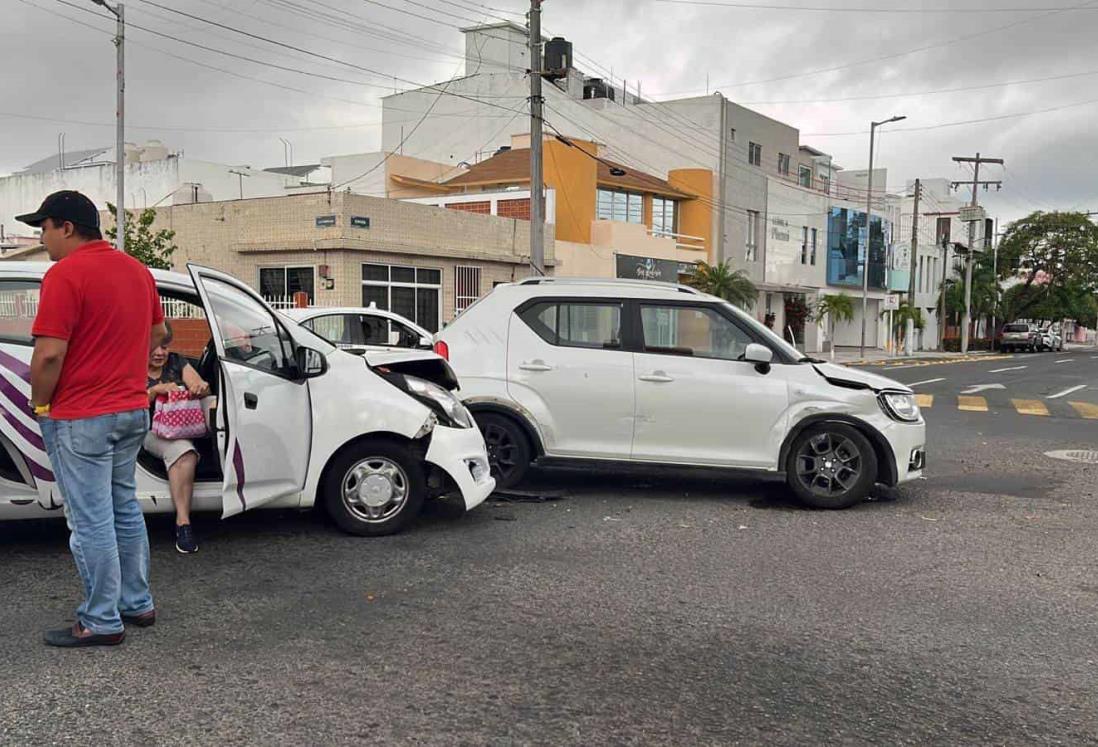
left=744, top=343, right=773, bottom=374
left=388, top=330, right=402, bottom=346
left=294, top=346, right=328, bottom=379
left=418, top=335, right=433, bottom=350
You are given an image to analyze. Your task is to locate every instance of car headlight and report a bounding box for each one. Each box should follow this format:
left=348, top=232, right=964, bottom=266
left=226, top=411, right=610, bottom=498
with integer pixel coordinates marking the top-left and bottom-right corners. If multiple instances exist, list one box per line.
left=404, top=376, right=475, bottom=429
left=879, top=391, right=921, bottom=422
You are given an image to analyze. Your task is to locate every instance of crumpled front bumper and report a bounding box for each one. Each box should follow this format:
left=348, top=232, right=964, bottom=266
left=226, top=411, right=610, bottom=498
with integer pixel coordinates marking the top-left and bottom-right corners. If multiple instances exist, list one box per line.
left=424, top=424, right=495, bottom=511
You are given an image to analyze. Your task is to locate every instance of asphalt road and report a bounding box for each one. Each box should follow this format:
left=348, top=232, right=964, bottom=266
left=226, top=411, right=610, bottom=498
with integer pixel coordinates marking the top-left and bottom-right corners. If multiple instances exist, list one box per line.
left=2, top=352, right=1097, bottom=745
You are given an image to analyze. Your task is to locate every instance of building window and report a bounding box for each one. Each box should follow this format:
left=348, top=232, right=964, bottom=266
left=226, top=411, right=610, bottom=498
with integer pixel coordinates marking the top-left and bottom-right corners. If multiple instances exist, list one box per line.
left=455, top=265, right=481, bottom=313
left=799, top=165, right=813, bottom=188
left=801, top=226, right=809, bottom=265
left=820, top=174, right=830, bottom=194
left=596, top=188, right=643, bottom=224
left=749, top=142, right=762, bottom=167
left=778, top=153, right=791, bottom=176
left=259, top=265, right=315, bottom=305
left=652, top=197, right=678, bottom=237
left=810, top=227, right=818, bottom=266
left=361, top=263, right=442, bottom=332
left=746, top=210, right=759, bottom=261
left=936, top=216, right=952, bottom=247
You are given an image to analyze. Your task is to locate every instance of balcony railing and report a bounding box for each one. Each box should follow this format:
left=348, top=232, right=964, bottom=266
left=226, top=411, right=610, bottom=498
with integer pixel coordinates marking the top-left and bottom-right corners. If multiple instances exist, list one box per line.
left=648, top=229, right=707, bottom=252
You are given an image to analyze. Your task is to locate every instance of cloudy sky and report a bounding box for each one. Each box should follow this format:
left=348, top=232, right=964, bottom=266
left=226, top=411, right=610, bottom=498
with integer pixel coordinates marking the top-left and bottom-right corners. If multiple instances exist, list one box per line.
left=4, top=0, right=1098, bottom=223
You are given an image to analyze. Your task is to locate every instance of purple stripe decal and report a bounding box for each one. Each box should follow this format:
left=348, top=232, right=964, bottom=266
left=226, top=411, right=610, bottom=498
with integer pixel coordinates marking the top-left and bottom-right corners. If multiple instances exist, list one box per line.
left=0, top=402, right=45, bottom=451
left=0, top=374, right=33, bottom=419
left=0, top=350, right=31, bottom=382
left=232, top=442, right=247, bottom=511
left=26, top=456, right=54, bottom=483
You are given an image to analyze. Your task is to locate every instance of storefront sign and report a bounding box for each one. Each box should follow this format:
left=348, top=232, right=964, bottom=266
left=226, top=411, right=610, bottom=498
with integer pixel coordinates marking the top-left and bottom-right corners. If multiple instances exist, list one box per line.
left=350, top=216, right=370, bottom=229
left=315, top=215, right=337, bottom=228
left=615, top=254, right=695, bottom=282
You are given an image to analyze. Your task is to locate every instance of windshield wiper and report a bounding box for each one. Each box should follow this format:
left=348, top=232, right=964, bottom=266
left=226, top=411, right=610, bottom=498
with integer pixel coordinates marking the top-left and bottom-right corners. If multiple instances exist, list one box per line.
left=798, top=356, right=826, bottom=364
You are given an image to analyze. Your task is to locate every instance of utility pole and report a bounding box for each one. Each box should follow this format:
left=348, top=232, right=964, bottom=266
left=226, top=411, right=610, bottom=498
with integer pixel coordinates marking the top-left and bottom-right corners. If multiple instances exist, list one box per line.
left=905, top=178, right=921, bottom=355
left=952, top=153, right=1003, bottom=353
left=528, top=0, right=545, bottom=275
left=939, top=236, right=949, bottom=350
left=92, top=0, right=125, bottom=252
left=859, top=115, right=906, bottom=359
left=990, top=217, right=999, bottom=343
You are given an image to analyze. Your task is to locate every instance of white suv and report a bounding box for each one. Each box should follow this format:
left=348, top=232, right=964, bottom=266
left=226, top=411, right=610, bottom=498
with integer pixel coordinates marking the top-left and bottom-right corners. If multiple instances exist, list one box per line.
left=436, top=278, right=926, bottom=509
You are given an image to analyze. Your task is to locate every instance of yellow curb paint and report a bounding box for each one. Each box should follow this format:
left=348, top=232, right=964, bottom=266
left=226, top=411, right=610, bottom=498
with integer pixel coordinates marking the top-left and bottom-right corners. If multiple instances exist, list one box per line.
left=914, top=394, right=934, bottom=408
left=1069, top=401, right=1098, bottom=419
left=1011, top=399, right=1049, bottom=416
left=957, top=396, right=988, bottom=412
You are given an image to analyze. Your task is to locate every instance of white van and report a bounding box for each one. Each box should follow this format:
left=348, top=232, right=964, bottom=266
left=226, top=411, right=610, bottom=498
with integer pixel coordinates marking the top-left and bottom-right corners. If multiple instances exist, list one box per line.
left=436, top=278, right=926, bottom=510
left=0, top=263, right=494, bottom=535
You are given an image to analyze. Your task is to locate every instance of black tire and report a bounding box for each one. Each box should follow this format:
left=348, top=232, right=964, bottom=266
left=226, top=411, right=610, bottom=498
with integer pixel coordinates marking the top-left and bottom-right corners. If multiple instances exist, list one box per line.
left=786, top=423, right=879, bottom=510
left=475, top=412, right=532, bottom=490
left=322, top=438, right=426, bottom=536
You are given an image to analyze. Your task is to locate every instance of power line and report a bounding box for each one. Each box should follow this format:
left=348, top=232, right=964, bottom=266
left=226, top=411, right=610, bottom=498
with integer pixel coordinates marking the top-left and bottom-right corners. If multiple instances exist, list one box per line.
left=649, top=0, right=1097, bottom=12
left=649, top=0, right=1098, bottom=95
left=804, top=95, right=1098, bottom=136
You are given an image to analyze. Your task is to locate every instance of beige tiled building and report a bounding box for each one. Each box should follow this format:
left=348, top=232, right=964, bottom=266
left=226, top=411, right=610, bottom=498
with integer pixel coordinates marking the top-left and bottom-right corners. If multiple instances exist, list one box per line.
left=5, top=191, right=553, bottom=332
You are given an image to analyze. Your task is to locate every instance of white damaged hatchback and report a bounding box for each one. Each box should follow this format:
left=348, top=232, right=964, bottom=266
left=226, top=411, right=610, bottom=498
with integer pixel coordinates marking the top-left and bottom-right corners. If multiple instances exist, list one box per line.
left=0, top=263, right=494, bottom=535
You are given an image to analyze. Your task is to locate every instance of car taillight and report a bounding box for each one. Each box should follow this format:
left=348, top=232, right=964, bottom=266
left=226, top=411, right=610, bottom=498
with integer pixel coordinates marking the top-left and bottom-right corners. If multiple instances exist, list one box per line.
left=434, top=340, right=449, bottom=360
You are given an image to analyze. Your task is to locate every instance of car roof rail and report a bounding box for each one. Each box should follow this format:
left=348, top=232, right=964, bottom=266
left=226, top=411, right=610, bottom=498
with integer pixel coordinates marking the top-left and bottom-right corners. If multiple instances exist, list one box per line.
left=516, top=276, right=702, bottom=295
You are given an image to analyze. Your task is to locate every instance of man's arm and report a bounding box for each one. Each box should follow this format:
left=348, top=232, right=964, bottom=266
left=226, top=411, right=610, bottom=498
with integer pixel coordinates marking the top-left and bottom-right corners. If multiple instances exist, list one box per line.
left=150, top=322, right=167, bottom=352
left=30, top=337, right=68, bottom=409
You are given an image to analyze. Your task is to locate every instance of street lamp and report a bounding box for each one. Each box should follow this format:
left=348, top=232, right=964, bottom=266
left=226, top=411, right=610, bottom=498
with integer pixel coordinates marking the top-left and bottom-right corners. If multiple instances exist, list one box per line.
left=860, top=115, right=906, bottom=359
left=91, top=0, right=125, bottom=253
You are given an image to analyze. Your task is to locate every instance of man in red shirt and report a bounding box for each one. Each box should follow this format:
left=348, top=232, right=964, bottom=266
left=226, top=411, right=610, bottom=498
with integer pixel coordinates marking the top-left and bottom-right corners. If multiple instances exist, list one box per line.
left=18, top=191, right=167, bottom=648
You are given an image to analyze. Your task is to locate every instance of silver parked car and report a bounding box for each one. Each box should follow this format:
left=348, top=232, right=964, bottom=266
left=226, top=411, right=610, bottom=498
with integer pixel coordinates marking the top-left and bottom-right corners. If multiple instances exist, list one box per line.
left=1000, top=323, right=1039, bottom=353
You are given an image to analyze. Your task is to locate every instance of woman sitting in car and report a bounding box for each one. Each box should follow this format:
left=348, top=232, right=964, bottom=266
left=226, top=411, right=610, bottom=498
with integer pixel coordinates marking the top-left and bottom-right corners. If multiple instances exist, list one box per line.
left=146, top=321, right=211, bottom=554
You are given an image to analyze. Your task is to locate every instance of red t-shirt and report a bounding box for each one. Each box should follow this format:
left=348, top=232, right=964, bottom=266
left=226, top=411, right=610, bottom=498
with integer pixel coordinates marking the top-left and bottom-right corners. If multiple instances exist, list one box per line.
left=32, top=240, right=164, bottom=420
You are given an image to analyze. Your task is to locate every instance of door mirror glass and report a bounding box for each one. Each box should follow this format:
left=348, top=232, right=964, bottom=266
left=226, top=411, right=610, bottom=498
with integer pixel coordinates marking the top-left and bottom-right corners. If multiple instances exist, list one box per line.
left=295, top=347, right=328, bottom=379
left=418, top=335, right=433, bottom=349
left=388, top=330, right=402, bottom=346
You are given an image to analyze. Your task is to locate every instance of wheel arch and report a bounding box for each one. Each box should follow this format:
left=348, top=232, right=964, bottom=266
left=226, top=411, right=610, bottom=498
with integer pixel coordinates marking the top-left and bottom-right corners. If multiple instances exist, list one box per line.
left=465, top=401, right=544, bottom=458
left=779, top=414, right=898, bottom=487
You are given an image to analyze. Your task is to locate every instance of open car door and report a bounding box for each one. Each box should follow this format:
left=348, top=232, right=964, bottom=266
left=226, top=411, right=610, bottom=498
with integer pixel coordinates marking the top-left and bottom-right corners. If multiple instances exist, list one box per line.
left=188, top=265, right=312, bottom=518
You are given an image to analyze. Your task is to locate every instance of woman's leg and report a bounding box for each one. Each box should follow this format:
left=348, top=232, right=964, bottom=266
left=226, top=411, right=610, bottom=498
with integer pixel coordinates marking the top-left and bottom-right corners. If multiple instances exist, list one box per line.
left=167, top=451, right=198, bottom=526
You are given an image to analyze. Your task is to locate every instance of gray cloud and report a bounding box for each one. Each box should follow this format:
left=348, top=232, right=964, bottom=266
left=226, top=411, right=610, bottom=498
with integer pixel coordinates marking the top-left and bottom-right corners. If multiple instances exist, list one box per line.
left=3, top=0, right=1097, bottom=223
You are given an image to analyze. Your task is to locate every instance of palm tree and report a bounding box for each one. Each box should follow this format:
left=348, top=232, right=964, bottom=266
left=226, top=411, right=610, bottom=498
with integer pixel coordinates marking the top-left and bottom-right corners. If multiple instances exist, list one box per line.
left=882, top=301, right=926, bottom=352
left=812, top=293, right=855, bottom=361
left=687, top=261, right=757, bottom=309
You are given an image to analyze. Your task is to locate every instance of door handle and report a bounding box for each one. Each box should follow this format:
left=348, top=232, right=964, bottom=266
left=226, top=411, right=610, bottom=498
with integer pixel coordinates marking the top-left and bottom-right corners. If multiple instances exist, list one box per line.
left=244, top=392, right=258, bottom=409
left=519, top=360, right=553, bottom=372
left=639, top=372, right=674, bottom=383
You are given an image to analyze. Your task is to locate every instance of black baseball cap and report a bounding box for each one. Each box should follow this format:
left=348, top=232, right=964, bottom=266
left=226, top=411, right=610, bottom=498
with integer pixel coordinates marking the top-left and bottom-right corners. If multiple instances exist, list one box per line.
left=16, top=190, right=101, bottom=230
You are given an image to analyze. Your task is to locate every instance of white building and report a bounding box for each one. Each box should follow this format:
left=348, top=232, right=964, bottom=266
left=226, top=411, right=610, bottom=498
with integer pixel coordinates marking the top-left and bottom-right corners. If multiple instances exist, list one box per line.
left=0, top=141, right=306, bottom=240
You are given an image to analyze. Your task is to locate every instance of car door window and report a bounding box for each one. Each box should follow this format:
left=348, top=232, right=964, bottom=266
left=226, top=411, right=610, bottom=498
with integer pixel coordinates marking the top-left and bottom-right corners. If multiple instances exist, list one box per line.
left=390, top=319, right=423, bottom=348
left=359, top=315, right=390, bottom=345
left=641, top=305, right=754, bottom=361
left=303, top=314, right=356, bottom=347
left=519, top=302, right=622, bottom=349
left=202, top=277, right=294, bottom=374
left=0, top=280, right=41, bottom=344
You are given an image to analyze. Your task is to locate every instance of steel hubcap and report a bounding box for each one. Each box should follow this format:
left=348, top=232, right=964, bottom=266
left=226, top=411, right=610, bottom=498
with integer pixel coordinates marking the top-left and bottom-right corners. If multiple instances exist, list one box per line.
left=342, top=457, right=408, bottom=523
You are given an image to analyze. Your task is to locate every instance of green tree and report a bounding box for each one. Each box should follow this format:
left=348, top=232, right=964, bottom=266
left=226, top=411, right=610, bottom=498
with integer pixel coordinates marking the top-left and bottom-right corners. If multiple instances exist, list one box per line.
left=105, top=203, right=177, bottom=270
left=812, top=293, right=854, bottom=361
left=687, top=260, right=757, bottom=309
left=881, top=301, right=925, bottom=350
left=996, top=211, right=1098, bottom=322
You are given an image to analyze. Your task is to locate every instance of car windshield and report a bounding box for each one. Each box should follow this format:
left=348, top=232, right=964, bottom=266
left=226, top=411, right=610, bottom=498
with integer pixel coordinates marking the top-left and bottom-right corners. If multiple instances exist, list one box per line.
left=1004, top=324, right=1030, bottom=333
left=718, top=300, right=804, bottom=361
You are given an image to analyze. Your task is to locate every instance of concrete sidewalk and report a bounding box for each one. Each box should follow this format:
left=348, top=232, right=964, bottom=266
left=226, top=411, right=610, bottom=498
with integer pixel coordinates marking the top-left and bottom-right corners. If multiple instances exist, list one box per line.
left=826, top=347, right=1002, bottom=367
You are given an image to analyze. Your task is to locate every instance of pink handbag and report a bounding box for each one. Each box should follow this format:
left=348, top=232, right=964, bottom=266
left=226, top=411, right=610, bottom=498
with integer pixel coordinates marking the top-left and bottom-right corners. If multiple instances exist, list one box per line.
left=152, top=389, right=208, bottom=440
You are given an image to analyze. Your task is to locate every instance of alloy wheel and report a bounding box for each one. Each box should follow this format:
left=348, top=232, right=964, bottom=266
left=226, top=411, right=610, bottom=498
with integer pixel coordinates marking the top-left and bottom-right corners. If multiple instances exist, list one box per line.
left=795, top=432, right=864, bottom=498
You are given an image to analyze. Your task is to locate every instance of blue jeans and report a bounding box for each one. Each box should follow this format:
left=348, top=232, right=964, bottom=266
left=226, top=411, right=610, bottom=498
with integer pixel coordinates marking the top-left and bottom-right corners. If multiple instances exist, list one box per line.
left=40, top=409, right=154, bottom=635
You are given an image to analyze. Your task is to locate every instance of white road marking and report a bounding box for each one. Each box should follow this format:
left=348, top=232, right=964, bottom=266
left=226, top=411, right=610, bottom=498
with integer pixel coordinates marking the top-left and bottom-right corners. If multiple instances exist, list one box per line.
left=961, top=383, right=1006, bottom=394
left=1048, top=384, right=1087, bottom=400
left=907, top=378, right=946, bottom=387
left=1056, top=359, right=1073, bottom=364
left=988, top=365, right=1027, bottom=373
